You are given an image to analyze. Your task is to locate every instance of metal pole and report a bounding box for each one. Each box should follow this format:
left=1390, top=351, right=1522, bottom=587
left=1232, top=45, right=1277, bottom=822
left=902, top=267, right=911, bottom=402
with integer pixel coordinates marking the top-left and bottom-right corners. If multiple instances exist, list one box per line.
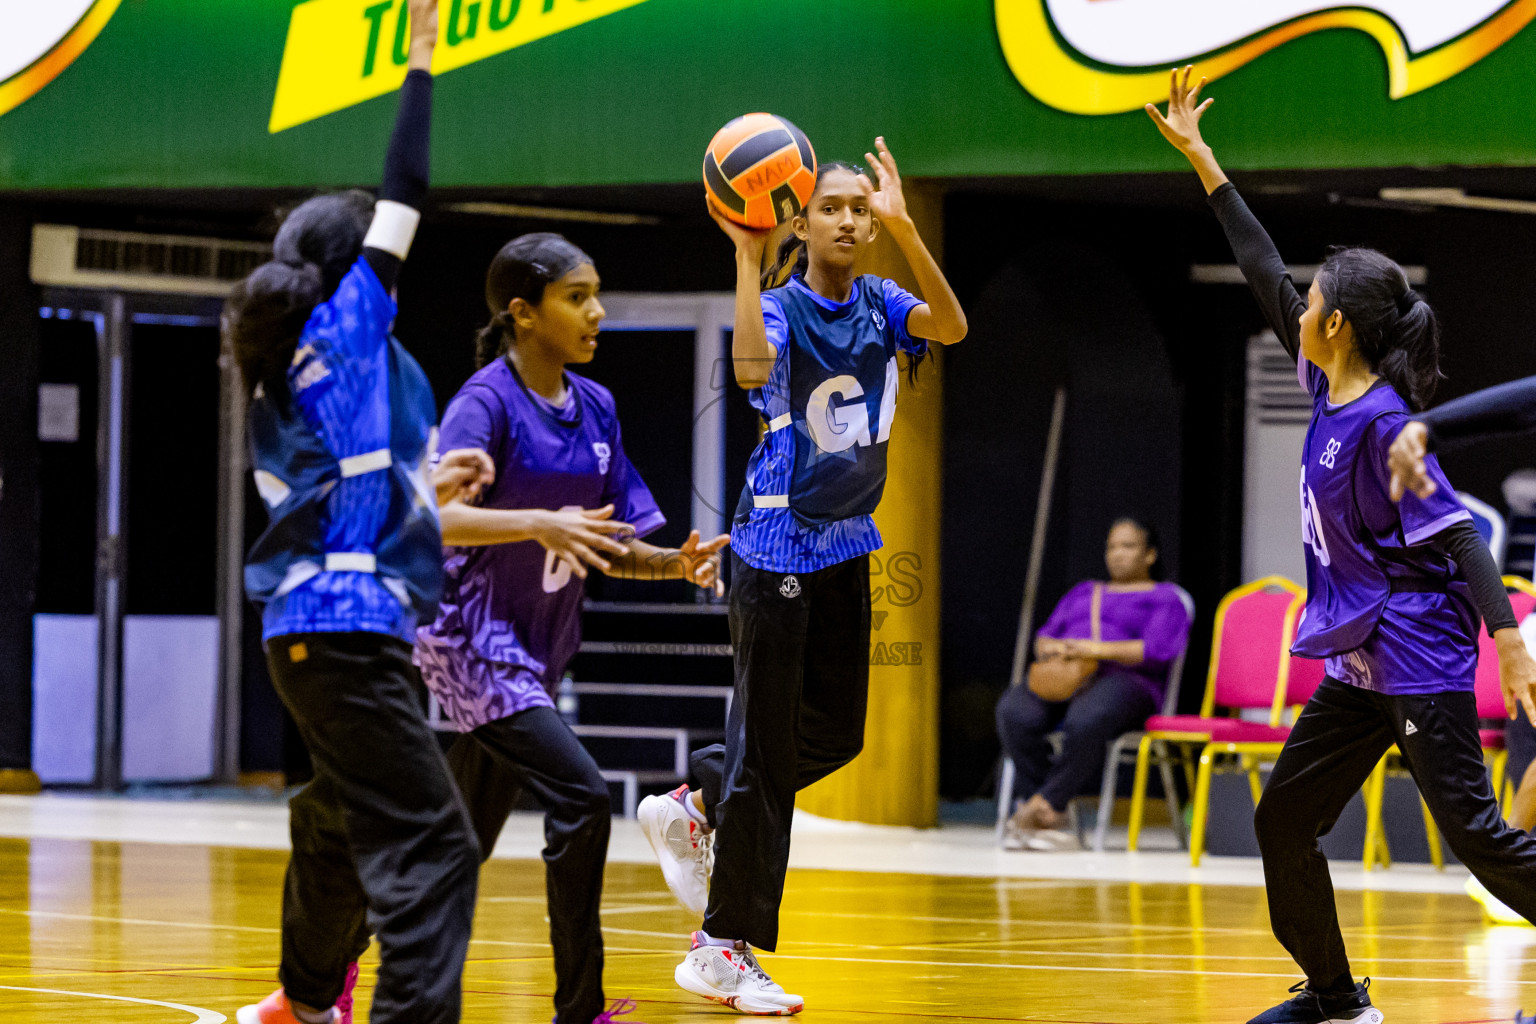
left=1008, top=387, right=1067, bottom=690
left=213, top=320, right=246, bottom=783
left=94, top=293, right=129, bottom=790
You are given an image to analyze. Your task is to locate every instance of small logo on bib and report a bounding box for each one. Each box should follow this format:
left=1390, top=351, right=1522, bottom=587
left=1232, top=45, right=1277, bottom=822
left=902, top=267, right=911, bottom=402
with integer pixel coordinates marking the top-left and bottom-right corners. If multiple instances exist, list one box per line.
left=1404, top=719, right=1418, bottom=736
left=779, top=575, right=801, bottom=599
left=1319, top=438, right=1342, bottom=469
left=871, top=306, right=886, bottom=331
left=593, top=442, right=612, bottom=475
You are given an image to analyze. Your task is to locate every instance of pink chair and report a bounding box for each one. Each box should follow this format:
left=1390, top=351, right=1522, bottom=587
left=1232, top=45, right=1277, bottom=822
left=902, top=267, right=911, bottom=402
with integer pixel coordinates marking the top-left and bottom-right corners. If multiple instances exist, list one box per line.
left=1361, top=577, right=1536, bottom=870
left=1126, top=576, right=1304, bottom=855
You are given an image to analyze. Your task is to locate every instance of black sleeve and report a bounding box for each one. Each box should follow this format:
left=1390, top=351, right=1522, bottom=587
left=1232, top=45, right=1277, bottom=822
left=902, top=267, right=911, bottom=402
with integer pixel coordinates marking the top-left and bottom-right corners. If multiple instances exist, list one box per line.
left=1432, top=520, right=1517, bottom=635
left=363, top=68, right=433, bottom=291
left=1420, top=375, right=1536, bottom=452
left=1207, top=182, right=1307, bottom=363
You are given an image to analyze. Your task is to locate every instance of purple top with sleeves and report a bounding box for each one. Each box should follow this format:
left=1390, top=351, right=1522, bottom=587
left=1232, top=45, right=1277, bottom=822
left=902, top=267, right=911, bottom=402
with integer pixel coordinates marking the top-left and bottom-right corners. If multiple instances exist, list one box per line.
left=1037, top=581, right=1191, bottom=701
left=413, top=357, right=664, bottom=731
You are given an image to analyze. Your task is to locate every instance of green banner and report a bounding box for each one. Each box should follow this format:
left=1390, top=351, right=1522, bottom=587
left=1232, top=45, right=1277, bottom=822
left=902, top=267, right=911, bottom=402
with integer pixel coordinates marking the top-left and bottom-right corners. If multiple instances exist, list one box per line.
left=4, top=0, right=1536, bottom=191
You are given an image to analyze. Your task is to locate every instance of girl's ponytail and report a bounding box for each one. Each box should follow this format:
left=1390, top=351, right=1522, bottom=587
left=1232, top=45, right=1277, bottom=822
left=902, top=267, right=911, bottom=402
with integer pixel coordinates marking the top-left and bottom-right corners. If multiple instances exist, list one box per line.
left=226, top=259, right=326, bottom=400
left=760, top=233, right=809, bottom=290
left=1317, top=247, right=1442, bottom=412
left=473, top=310, right=516, bottom=369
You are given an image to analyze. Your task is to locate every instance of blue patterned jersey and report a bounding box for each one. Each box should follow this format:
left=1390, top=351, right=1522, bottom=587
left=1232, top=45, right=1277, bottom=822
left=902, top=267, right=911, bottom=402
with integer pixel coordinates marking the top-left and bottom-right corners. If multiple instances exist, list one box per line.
left=245, top=256, right=442, bottom=643
left=731, top=274, right=924, bottom=573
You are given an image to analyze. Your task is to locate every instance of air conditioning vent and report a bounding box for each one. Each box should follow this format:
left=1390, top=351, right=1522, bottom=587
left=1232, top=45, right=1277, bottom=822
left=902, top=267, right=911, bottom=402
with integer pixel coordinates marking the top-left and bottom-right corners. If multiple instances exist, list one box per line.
left=31, top=224, right=270, bottom=297
left=1248, top=333, right=1310, bottom=426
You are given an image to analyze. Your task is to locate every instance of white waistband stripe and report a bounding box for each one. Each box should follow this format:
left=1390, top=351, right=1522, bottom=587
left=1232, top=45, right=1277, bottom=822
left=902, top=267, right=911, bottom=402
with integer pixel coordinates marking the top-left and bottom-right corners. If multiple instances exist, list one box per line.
left=325, top=553, right=377, bottom=573
left=754, top=494, right=789, bottom=508
left=339, top=449, right=392, bottom=478
left=768, top=413, right=792, bottom=432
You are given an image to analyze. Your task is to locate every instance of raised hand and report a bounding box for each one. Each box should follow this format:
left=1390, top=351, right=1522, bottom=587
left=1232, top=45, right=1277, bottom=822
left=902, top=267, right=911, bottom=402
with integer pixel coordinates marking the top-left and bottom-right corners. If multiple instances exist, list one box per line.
left=677, top=530, right=730, bottom=599
left=531, top=504, right=635, bottom=579
left=858, top=137, right=911, bottom=227
left=1387, top=421, right=1437, bottom=501
left=1146, top=65, right=1213, bottom=154
left=406, top=0, right=438, bottom=70
left=1145, top=65, right=1230, bottom=194
left=707, top=197, right=770, bottom=260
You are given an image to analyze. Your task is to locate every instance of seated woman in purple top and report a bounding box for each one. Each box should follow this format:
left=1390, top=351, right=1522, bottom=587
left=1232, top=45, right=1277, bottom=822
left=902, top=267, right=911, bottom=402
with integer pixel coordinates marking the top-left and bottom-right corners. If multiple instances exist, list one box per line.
left=995, top=518, right=1190, bottom=849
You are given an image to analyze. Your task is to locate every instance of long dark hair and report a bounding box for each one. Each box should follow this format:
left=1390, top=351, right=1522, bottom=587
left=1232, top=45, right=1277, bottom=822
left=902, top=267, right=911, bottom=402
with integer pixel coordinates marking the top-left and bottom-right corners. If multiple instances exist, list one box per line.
left=760, top=160, right=931, bottom=383
left=1316, top=247, right=1441, bottom=412
left=226, top=190, right=375, bottom=398
left=1111, top=516, right=1164, bottom=582
left=473, top=232, right=594, bottom=368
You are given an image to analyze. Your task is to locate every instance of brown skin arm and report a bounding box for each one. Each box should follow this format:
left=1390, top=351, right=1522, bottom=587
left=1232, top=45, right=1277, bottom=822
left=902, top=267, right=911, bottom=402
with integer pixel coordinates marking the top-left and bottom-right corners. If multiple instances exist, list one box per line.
left=1060, top=638, right=1146, bottom=665
left=1146, top=66, right=1230, bottom=196
left=605, top=532, right=730, bottom=598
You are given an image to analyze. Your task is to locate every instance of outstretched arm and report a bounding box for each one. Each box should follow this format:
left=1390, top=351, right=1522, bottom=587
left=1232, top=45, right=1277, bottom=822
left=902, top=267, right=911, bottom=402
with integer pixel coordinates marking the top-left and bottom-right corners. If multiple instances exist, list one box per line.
left=605, top=531, right=730, bottom=598
left=363, top=0, right=437, bottom=291
left=1147, top=66, right=1305, bottom=362
left=859, top=138, right=966, bottom=345
left=1388, top=376, right=1536, bottom=499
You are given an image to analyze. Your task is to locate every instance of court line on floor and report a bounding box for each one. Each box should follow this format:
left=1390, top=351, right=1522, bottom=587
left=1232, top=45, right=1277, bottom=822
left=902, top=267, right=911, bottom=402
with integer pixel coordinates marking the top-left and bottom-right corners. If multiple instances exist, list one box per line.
left=0, top=985, right=226, bottom=1022
left=596, top=926, right=1535, bottom=984
left=0, top=908, right=278, bottom=933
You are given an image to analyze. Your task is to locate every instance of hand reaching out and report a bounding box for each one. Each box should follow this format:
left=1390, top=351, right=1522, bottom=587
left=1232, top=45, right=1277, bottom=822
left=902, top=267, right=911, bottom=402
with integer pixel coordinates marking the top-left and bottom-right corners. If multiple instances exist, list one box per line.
left=1387, top=422, right=1437, bottom=501
left=530, top=504, right=635, bottom=579
left=677, top=530, right=730, bottom=599
left=1145, top=65, right=1230, bottom=194
left=406, top=0, right=438, bottom=71
left=432, top=448, right=494, bottom=507
left=857, top=137, right=911, bottom=227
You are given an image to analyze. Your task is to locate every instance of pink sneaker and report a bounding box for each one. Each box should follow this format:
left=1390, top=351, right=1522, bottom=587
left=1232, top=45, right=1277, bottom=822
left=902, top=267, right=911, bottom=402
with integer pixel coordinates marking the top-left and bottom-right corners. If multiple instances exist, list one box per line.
left=235, top=961, right=358, bottom=1024
left=593, top=999, right=645, bottom=1023
left=334, top=962, right=359, bottom=1024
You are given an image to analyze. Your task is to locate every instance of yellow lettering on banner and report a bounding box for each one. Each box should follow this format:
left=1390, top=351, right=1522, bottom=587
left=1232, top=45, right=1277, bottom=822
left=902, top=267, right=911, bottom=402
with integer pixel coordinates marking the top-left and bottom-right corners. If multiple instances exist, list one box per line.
left=269, top=0, right=651, bottom=132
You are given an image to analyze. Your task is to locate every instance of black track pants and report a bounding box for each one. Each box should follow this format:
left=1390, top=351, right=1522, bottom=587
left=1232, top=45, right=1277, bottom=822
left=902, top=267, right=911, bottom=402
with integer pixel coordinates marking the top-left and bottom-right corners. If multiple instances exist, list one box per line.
left=689, top=552, right=871, bottom=951
left=1256, top=676, right=1536, bottom=990
left=266, top=632, right=480, bottom=1024
left=447, top=705, right=612, bottom=1024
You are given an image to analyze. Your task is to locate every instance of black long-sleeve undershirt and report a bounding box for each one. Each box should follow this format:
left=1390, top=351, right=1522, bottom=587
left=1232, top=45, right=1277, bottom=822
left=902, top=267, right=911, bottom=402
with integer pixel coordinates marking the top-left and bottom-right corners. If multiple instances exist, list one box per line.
left=1418, top=374, right=1536, bottom=453
left=1433, top=520, right=1518, bottom=635
left=1205, top=184, right=1516, bottom=636
left=363, top=69, right=432, bottom=293
left=1207, top=181, right=1305, bottom=365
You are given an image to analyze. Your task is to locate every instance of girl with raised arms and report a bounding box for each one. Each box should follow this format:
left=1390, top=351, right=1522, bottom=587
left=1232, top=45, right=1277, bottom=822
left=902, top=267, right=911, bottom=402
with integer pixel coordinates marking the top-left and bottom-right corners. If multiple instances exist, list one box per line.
left=228, top=2, right=487, bottom=1022
left=414, top=232, right=728, bottom=1024
left=637, top=139, right=966, bottom=1015
left=1150, top=66, right=1536, bottom=1024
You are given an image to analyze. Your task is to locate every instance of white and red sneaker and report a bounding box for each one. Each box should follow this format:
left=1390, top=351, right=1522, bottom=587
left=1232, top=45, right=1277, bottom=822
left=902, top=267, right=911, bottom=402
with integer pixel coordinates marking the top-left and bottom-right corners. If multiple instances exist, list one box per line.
left=236, top=961, right=358, bottom=1024
left=674, top=931, right=803, bottom=1016
left=638, top=786, right=714, bottom=916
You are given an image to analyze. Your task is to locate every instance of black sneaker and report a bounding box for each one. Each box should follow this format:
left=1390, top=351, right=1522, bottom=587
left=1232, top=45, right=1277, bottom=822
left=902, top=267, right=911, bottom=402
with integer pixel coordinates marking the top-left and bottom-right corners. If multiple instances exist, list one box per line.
left=1247, top=979, right=1383, bottom=1024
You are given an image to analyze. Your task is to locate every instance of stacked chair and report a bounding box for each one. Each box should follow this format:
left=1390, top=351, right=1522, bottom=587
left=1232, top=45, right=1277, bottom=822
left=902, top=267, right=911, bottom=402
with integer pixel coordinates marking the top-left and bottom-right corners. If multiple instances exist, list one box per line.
left=1361, top=575, right=1536, bottom=870
left=1125, top=576, right=1325, bottom=865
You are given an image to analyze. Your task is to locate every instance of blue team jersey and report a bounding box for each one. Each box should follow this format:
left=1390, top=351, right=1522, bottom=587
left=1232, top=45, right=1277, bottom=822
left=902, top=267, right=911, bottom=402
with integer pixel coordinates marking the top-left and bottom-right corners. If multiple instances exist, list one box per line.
left=1294, top=361, right=1477, bottom=694
left=414, top=358, right=664, bottom=730
left=731, top=274, right=925, bottom=573
left=245, top=257, right=442, bottom=644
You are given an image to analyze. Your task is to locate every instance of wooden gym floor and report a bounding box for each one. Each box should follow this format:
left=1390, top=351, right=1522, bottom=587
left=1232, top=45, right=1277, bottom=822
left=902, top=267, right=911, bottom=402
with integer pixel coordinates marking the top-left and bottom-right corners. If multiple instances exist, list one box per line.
left=2, top=832, right=1534, bottom=1023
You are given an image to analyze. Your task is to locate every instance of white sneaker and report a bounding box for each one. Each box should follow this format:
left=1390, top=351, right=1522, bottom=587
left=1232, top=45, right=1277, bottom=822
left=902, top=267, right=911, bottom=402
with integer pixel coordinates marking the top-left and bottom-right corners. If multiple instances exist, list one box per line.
left=638, top=786, right=713, bottom=916
left=674, top=931, right=804, bottom=1015
left=1467, top=874, right=1532, bottom=926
